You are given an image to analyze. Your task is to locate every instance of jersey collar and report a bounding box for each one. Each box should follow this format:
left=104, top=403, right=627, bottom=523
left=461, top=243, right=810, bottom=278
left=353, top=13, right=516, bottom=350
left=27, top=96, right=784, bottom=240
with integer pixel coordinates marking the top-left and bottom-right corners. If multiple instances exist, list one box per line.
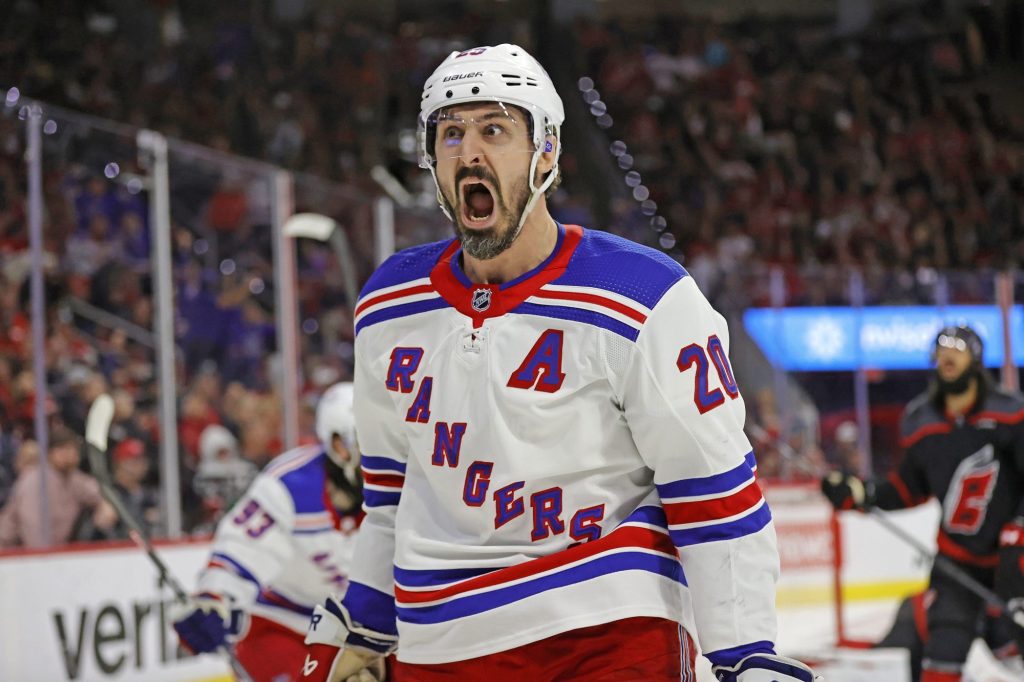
left=430, top=223, right=583, bottom=327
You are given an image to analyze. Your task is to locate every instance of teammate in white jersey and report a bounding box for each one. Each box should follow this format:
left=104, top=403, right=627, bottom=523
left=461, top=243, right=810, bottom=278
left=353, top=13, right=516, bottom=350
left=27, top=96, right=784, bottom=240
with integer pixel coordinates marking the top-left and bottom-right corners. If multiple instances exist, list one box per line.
left=173, top=383, right=370, bottom=682
left=301, top=45, right=816, bottom=682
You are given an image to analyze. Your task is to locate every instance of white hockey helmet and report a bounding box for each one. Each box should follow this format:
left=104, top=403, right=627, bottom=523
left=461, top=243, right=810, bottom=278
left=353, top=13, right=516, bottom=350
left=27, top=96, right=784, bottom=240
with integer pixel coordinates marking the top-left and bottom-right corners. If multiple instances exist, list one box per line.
left=418, top=44, right=565, bottom=229
left=315, top=382, right=357, bottom=467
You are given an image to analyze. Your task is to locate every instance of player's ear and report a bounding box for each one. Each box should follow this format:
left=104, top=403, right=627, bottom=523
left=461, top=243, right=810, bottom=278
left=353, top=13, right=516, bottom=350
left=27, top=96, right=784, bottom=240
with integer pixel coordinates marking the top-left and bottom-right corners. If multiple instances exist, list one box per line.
left=534, top=135, right=558, bottom=186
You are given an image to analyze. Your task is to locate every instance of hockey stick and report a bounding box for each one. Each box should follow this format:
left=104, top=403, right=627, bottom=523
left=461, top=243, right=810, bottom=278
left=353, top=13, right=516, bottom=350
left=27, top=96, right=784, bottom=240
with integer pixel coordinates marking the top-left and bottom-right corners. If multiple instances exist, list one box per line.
left=867, top=508, right=1024, bottom=629
left=284, top=212, right=360, bottom=313
left=84, top=394, right=255, bottom=682
left=746, top=423, right=1024, bottom=629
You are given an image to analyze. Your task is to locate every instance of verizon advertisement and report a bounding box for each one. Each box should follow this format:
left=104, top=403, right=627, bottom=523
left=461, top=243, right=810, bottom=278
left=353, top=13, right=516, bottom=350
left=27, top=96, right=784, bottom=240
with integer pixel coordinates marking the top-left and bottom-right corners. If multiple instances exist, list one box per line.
left=0, top=541, right=230, bottom=682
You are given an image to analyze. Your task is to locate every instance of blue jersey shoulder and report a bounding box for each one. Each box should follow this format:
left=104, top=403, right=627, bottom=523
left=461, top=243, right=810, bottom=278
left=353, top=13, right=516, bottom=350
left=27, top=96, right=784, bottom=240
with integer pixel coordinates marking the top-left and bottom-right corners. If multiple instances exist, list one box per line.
left=265, top=447, right=328, bottom=515
left=359, top=238, right=453, bottom=300
left=557, top=228, right=687, bottom=309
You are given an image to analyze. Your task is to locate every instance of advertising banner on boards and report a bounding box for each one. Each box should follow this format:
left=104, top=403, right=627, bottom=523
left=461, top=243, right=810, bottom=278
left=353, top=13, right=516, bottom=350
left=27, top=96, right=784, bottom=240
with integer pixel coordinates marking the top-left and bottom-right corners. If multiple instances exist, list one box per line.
left=0, top=540, right=230, bottom=682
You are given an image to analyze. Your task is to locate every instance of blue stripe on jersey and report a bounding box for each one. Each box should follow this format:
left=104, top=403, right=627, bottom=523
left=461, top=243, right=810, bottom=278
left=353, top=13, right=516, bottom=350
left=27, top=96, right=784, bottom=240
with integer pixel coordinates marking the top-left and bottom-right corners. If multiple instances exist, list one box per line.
left=210, top=552, right=260, bottom=586
left=668, top=503, right=772, bottom=547
left=360, top=455, right=407, bottom=474
left=553, top=229, right=686, bottom=310
left=619, top=504, right=668, bottom=529
left=341, top=582, right=398, bottom=636
left=656, top=455, right=756, bottom=499
left=393, top=564, right=504, bottom=589
left=363, top=489, right=402, bottom=508
left=357, top=239, right=452, bottom=300
left=396, top=551, right=685, bottom=625
left=705, top=640, right=776, bottom=668
left=355, top=297, right=449, bottom=335
left=278, top=454, right=328, bottom=514
left=510, top=302, right=640, bottom=341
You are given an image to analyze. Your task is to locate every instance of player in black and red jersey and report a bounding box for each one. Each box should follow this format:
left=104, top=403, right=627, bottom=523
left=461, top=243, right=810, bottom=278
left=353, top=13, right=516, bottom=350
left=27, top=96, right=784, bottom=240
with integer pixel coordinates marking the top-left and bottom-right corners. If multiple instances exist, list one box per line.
left=822, top=324, right=1024, bottom=682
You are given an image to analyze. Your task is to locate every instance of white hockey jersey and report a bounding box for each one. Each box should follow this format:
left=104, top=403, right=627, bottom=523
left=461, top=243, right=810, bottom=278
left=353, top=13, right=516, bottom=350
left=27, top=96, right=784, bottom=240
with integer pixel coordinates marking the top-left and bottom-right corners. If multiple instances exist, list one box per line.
left=344, top=224, right=781, bottom=666
left=196, top=446, right=360, bottom=634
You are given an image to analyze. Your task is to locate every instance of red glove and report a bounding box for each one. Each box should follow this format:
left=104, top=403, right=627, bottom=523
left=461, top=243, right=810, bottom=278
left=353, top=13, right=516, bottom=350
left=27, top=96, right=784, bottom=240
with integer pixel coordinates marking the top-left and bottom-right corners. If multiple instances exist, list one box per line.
left=1000, top=518, right=1024, bottom=549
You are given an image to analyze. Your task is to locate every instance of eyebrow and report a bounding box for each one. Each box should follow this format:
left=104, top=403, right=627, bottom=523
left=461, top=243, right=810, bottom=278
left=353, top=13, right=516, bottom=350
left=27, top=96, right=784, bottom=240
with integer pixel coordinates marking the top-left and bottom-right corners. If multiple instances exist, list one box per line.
left=443, top=109, right=520, bottom=124
left=479, top=110, right=519, bottom=123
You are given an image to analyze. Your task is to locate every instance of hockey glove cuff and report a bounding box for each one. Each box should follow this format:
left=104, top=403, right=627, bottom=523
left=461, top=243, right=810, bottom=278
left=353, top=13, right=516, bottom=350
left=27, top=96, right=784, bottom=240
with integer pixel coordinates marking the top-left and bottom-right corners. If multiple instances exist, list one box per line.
left=821, top=471, right=875, bottom=511
left=713, top=653, right=818, bottom=682
left=301, top=596, right=395, bottom=682
left=171, top=592, right=246, bottom=654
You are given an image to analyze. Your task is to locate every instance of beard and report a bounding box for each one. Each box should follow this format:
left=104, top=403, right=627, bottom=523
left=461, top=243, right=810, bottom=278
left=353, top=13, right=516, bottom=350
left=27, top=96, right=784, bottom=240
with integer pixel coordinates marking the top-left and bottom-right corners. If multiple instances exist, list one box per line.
left=936, top=365, right=976, bottom=396
left=443, top=169, right=532, bottom=261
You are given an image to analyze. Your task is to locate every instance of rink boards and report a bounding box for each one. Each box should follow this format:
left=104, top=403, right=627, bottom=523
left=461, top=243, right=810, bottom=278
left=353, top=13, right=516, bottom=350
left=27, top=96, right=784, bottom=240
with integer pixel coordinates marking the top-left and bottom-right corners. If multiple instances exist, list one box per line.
left=0, top=485, right=938, bottom=682
left=0, top=539, right=232, bottom=682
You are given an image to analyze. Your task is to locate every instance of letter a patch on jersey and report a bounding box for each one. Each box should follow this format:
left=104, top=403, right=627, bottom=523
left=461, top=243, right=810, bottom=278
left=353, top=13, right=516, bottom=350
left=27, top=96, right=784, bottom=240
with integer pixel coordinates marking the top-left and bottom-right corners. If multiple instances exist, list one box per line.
left=507, top=329, right=566, bottom=392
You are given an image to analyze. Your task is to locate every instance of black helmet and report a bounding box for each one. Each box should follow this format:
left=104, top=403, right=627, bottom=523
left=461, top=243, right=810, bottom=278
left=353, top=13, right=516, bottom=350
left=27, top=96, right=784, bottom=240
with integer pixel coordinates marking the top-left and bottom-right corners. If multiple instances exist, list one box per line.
left=932, top=324, right=984, bottom=364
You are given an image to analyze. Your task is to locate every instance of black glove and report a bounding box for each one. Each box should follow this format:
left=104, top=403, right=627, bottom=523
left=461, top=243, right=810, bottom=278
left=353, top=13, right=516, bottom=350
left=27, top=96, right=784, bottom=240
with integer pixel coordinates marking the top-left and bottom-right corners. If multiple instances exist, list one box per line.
left=821, top=471, right=874, bottom=511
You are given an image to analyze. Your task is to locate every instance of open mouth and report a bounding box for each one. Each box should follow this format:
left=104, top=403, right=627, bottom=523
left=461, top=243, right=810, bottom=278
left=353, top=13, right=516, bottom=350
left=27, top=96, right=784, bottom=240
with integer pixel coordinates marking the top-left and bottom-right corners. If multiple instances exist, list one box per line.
left=461, top=181, right=497, bottom=227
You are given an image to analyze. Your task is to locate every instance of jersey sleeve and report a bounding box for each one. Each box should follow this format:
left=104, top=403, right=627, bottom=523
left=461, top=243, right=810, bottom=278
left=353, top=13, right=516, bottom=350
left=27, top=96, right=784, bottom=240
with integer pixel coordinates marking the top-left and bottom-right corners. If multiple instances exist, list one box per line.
left=338, top=330, right=409, bottom=642
left=618, top=275, right=779, bottom=664
left=873, top=410, right=933, bottom=510
left=195, top=475, right=296, bottom=605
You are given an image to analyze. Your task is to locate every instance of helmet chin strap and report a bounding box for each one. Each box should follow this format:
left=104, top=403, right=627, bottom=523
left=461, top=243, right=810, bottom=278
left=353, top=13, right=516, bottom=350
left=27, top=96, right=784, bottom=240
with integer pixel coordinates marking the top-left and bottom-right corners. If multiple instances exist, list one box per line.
left=431, top=165, right=455, bottom=221
left=509, top=144, right=556, bottom=243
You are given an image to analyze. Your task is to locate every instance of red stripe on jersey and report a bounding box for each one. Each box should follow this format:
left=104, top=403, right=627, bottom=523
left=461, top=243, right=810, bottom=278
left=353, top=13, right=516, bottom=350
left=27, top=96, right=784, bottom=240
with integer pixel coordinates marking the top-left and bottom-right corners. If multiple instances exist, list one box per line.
left=899, top=422, right=952, bottom=449
left=355, top=283, right=436, bottom=318
left=662, top=480, right=763, bottom=526
left=969, top=408, right=1024, bottom=425
left=887, top=472, right=928, bottom=507
left=362, top=471, right=405, bottom=488
left=206, top=559, right=233, bottom=575
left=936, top=529, right=998, bottom=568
left=394, top=526, right=677, bottom=605
left=532, top=289, right=647, bottom=324
left=921, top=669, right=961, bottom=682
left=911, top=592, right=929, bottom=641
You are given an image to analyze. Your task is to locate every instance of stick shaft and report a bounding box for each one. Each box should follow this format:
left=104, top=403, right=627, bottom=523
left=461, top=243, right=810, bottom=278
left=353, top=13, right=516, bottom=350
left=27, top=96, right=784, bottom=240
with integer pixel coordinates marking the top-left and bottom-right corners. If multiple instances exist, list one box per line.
left=84, top=399, right=254, bottom=681
left=868, top=509, right=1024, bottom=628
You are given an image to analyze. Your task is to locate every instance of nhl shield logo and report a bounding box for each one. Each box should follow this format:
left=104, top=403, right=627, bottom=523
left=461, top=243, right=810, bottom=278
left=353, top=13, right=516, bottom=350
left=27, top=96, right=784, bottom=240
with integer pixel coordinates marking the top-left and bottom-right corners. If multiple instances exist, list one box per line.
left=471, top=288, right=492, bottom=312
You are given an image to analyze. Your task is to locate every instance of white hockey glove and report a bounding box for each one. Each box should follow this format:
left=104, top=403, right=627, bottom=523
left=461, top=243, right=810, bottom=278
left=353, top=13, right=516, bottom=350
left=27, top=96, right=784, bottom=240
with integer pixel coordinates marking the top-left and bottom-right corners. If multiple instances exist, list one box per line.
left=713, top=653, right=818, bottom=681
left=170, top=592, right=247, bottom=655
left=300, top=595, right=394, bottom=682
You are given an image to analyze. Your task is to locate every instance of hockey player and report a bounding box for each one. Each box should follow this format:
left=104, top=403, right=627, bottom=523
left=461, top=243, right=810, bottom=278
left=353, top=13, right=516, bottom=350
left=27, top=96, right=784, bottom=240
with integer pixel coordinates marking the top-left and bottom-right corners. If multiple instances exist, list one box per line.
left=875, top=589, right=1022, bottom=681
left=823, top=325, right=1024, bottom=682
left=299, top=44, right=815, bottom=682
left=173, top=383, right=378, bottom=682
